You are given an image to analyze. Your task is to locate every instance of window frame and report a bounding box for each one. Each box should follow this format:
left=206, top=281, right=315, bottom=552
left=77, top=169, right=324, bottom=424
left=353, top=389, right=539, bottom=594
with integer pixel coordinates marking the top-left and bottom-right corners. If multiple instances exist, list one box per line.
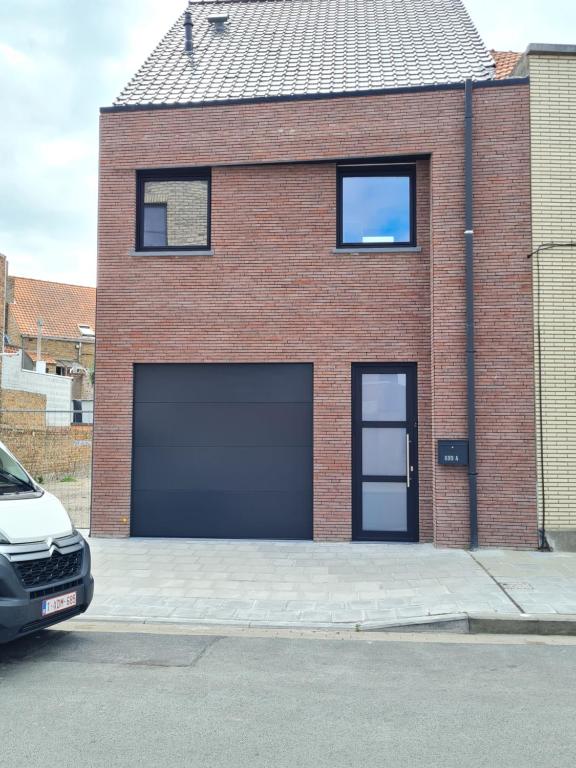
left=336, top=164, right=417, bottom=250
left=136, top=168, right=212, bottom=252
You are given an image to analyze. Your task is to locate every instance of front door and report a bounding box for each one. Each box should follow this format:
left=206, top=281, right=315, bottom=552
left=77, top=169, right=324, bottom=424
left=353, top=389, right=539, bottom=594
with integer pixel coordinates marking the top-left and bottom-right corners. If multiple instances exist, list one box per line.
left=352, top=364, right=419, bottom=542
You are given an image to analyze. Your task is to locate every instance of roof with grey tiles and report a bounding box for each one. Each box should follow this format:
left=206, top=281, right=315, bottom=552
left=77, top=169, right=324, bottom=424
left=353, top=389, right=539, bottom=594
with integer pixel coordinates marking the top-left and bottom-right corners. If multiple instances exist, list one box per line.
left=113, top=0, right=496, bottom=108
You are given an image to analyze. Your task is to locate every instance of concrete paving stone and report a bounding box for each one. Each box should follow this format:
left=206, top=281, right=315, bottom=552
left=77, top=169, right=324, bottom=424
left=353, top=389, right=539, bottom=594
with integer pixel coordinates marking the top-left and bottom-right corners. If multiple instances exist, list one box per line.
left=361, top=606, right=397, bottom=617
left=380, top=588, right=419, bottom=598
left=85, top=536, right=576, bottom=627
left=327, top=592, right=362, bottom=602
left=396, top=605, right=428, bottom=618
left=235, top=590, right=275, bottom=600
left=419, top=602, right=461, bottom=614
left=330, top=611, right=366, bottom=623
left=264, top=611, right=304, bottom=622
left=130, top=587, right=162, bottom=597
left=284, top=600, right=320, bottom=611
left=297, top=611, right=334, bottom=622
left=233, top=610, right=271, bottom=621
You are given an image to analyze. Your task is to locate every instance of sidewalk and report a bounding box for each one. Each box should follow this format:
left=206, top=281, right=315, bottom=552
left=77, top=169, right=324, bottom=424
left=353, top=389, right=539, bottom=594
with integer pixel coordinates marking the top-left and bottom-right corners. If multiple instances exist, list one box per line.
left=81, top=537, right=576, bottom=629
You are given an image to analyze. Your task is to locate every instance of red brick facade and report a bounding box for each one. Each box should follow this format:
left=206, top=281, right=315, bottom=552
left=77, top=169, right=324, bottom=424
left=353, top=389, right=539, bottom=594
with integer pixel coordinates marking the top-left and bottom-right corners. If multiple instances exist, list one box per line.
left=93, top=82, right=537, bottom=548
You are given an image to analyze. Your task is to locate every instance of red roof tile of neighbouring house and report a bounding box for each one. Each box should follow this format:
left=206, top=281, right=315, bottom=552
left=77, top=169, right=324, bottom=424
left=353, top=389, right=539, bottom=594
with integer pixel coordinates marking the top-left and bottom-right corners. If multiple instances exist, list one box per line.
left=491, top=50, right=522, bottom=79
left=26, top=351, right=58, bottom=365
left=8, top=277, right=96, bottom=340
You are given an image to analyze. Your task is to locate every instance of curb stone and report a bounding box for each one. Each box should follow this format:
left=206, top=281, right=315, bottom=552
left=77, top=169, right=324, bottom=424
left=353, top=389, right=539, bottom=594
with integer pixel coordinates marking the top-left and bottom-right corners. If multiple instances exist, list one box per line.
left=468, top=613, right=576, bottom=636
left=73, top=611, right=576, bottom=636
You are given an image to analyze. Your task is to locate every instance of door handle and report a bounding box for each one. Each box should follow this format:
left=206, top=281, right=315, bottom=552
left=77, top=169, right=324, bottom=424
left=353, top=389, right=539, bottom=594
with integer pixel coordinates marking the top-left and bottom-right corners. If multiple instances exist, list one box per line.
left=406, top=433, right=411, bottom=488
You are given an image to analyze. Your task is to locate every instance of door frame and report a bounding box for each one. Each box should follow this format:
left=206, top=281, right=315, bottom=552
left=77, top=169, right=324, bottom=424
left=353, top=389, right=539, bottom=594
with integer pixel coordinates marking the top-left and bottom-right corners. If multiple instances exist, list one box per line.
left=352, top=363, right=419, bottom=542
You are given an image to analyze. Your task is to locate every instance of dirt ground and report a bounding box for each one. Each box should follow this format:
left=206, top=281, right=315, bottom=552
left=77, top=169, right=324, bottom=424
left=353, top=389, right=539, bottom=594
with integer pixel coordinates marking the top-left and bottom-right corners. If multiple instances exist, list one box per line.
left=43, top=475, right=91, bottom=528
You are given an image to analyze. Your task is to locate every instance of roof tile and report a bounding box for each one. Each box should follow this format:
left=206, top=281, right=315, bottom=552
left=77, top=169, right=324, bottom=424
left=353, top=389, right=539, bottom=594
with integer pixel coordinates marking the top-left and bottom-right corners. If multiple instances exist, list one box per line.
left=9, top=277, right=96, bottom=340
left=114, top=0, right=495, bottom=108
left=491, top=50, right=522, bottom=79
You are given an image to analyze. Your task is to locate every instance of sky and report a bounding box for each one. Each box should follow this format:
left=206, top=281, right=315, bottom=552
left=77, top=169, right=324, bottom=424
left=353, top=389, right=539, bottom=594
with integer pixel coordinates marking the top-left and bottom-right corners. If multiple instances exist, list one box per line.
left=0, top=0, right=574, bottom=288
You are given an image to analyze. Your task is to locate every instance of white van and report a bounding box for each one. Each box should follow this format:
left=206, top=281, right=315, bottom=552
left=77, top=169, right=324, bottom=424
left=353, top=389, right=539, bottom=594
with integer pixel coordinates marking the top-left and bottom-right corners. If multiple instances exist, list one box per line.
left=0, top=441, right=93, bottom=643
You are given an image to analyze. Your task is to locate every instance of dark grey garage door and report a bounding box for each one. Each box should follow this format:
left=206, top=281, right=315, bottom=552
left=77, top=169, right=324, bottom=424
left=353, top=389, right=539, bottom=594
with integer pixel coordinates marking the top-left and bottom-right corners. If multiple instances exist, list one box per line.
left=132, top=364, right=313, bottom=539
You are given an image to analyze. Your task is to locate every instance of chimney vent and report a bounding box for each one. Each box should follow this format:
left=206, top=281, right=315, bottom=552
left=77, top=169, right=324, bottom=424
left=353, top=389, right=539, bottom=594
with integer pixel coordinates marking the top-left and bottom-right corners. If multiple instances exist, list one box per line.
left=208, top=13, right=229, bottom=30
left=184, top=11, right=193, bottom=52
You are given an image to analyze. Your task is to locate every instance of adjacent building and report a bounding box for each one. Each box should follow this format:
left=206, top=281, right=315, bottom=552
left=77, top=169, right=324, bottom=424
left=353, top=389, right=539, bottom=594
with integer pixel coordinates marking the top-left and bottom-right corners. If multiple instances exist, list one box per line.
left=513, top=45, right=576, bottom=550
left=92, top=0, right=537, bottom=547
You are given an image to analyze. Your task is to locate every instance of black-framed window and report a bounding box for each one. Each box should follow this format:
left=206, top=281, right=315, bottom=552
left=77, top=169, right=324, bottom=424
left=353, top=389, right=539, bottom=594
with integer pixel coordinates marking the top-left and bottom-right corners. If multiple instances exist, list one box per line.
left=337, top=165, right=416, bottom=248
left=136, top=168, right=211, bottom=251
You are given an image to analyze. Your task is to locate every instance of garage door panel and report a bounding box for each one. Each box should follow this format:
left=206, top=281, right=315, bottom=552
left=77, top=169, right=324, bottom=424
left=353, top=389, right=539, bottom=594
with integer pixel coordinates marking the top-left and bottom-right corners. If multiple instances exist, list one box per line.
left=132, top=363, right=313, bottom=540
left=131, top=491, right=313, bottom=539
left=134, top=403, right=312, bottom=448
left=133, top=446, right=312, bottom=492
left=134, top=363, right=312, bottom=404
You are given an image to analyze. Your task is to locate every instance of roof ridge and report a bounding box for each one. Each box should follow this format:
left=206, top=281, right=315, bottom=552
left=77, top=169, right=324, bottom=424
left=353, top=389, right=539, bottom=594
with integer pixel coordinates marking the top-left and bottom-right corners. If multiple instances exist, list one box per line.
left=11, top=275, right=95, bottom=291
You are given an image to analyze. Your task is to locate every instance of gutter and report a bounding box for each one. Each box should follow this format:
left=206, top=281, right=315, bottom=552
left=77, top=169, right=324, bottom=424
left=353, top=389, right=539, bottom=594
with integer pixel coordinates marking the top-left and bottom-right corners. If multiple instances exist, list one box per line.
left=464, top=79, right=479, bottom=550
left=100, top=77, right=529, bottom=115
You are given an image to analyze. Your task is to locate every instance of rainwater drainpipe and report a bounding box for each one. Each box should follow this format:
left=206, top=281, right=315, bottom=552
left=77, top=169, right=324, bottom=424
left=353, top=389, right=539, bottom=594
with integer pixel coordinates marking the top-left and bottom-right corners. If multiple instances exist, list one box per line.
left=464, top=79, right=479, bottom=550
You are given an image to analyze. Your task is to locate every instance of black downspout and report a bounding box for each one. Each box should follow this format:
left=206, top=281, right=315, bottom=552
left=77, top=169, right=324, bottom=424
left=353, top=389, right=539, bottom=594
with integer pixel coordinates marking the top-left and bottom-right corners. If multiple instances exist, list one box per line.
left=465, top=79, right=479, bottom=550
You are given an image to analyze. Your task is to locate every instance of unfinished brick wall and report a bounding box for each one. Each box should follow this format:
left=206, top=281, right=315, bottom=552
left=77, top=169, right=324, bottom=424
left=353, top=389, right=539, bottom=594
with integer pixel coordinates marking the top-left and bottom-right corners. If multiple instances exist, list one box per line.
left=0, top=389, right=46, bottom=428
left=94, top=82, right=537, bottom=548
left=0, top=421, right=92, bottom=480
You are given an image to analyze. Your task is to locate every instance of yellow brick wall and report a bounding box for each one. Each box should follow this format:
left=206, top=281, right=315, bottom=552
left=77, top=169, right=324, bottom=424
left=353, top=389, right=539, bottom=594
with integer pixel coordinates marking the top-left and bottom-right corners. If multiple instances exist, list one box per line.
left=529, top=54, right=576, bottom=530
left=20, top=337, right=95, bottom=371
left=0, top=389, right=46, bottom=428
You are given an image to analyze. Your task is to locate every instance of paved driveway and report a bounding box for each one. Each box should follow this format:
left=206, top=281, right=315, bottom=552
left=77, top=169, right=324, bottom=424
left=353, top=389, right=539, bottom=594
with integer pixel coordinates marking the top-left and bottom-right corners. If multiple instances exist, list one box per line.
left=84, top=538, right=525, bottom=626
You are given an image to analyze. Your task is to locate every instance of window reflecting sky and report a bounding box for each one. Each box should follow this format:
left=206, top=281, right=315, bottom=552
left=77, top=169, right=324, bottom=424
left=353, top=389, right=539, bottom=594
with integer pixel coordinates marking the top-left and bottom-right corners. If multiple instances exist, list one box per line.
left=342, top=176, right=411, bottom=244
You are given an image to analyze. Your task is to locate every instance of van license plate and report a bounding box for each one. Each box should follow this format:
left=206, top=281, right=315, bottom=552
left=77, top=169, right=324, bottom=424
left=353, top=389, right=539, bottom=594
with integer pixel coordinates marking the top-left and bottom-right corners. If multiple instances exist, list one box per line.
left=41, top=592, right=77, bottom=617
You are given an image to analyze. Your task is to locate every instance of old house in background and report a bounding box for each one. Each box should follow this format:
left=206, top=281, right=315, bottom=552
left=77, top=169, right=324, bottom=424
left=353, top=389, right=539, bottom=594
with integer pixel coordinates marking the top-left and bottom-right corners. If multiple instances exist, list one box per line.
left=5, top=276, right=95, bottom=400
left=0, top=255, right=96, bottom=427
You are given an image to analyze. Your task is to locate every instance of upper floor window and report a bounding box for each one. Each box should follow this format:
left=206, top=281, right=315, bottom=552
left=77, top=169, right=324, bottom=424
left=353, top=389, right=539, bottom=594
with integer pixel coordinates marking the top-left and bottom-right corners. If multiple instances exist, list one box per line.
left=136, top=169, right=211, bottom=251
left=337, top=165, right=416, bottom=248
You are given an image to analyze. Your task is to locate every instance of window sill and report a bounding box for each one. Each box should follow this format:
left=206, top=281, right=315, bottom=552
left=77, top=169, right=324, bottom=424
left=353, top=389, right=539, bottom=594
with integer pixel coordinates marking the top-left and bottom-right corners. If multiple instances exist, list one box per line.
left=130, top=249, right=214, bottom=257
left=332, top=246, right=422, bottom=254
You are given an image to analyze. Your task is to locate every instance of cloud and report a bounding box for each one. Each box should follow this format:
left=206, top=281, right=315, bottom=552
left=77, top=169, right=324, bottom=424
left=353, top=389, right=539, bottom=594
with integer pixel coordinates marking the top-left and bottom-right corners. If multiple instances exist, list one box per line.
left=0, top=0, right=574, bottom=288
left=0, top=41, right=32, bottom=68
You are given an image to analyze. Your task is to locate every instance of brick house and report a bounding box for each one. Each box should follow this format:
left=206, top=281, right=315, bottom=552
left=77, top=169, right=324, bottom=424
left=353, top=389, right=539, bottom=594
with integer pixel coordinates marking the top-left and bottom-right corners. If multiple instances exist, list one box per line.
left=93, top=0, right=537, bottom=548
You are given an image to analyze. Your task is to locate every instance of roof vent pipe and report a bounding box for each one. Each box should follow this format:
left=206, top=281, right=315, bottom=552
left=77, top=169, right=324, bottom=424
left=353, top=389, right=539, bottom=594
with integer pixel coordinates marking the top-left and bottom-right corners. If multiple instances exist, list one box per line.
left=208, top=13, right=230, bottom=29
left=184, top=11, right=193, bottom=53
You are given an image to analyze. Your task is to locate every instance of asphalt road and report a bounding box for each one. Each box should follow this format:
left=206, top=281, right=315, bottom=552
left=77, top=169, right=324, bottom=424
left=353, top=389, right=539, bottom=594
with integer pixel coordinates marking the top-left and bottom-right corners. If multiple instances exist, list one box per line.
left=1, top=626, right=575, bottom=767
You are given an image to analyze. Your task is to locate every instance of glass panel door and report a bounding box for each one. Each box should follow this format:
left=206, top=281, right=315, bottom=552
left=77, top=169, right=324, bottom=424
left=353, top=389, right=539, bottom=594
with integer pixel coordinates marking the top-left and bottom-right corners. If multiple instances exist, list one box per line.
left=353, top=365, right=418, bottom=542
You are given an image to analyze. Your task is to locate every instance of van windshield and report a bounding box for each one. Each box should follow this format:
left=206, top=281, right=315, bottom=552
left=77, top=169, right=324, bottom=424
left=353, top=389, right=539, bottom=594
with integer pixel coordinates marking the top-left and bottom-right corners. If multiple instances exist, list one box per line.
left=0, top=446, right=35, bottom=495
